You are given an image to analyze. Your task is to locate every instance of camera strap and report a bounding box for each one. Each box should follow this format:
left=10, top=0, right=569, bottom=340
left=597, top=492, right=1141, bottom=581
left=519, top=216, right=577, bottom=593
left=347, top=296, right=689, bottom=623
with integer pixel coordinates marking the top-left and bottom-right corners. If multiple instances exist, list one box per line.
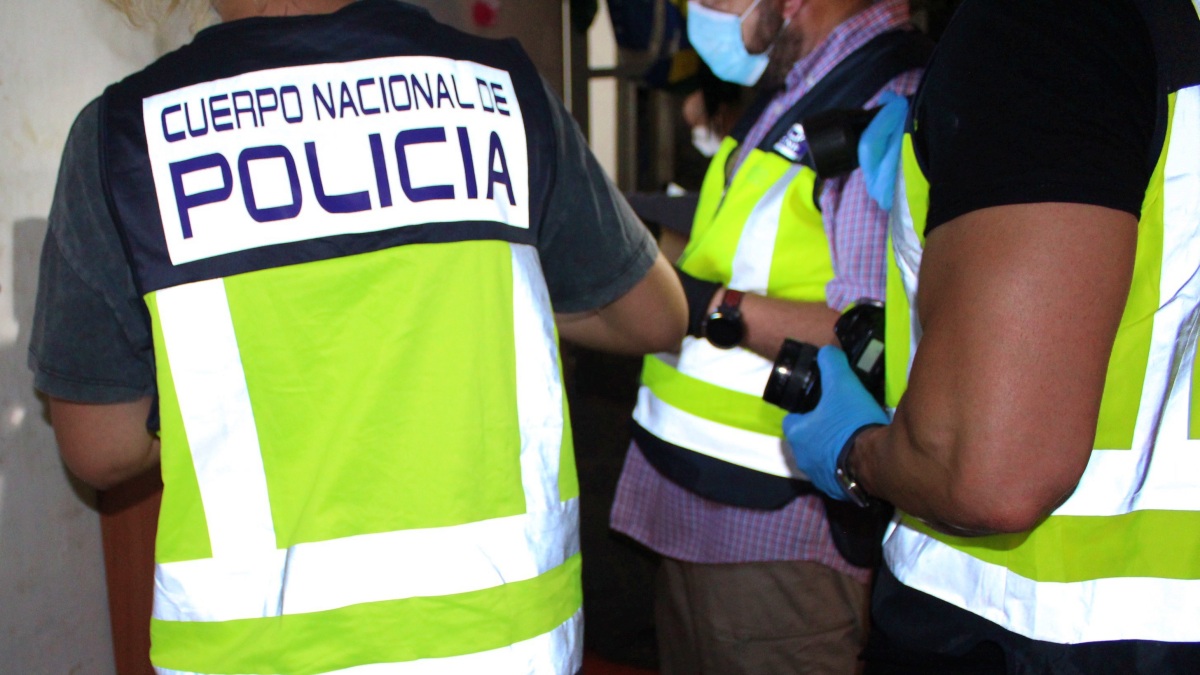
left=758, top=28, right=933, bottom=168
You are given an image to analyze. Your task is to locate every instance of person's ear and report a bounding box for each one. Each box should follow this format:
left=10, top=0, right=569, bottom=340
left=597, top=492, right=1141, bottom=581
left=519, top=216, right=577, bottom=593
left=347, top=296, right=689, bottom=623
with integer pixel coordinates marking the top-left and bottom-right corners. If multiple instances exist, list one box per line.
left=779, top=0, right=804, bottom=21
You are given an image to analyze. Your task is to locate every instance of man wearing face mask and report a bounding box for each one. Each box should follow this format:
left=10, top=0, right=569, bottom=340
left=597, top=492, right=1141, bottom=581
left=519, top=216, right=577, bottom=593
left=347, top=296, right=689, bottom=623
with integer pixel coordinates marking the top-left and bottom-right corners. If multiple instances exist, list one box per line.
left=610, top=0, right=928, bottom=672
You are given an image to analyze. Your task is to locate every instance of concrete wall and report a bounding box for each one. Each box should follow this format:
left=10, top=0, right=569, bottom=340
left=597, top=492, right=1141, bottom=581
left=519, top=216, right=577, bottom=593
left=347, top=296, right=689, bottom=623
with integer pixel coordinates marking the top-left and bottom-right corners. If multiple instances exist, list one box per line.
left=0, top=2, right=183, bottom=671
left=0, top=1, right=564, bottom=672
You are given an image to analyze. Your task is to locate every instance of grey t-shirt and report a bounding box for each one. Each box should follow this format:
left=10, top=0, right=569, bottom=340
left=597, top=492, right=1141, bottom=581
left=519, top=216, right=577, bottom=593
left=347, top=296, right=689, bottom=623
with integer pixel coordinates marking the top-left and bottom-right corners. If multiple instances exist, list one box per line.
left=29, top=80, right=656, bottom=407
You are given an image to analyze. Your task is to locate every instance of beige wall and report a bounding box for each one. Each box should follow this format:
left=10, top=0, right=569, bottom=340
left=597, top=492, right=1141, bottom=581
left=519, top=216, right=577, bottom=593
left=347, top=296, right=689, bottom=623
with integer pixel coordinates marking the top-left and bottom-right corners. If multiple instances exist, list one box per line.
left=0, top=3, right=172, bottom=671
left=404, top=0, right=566, bottom=97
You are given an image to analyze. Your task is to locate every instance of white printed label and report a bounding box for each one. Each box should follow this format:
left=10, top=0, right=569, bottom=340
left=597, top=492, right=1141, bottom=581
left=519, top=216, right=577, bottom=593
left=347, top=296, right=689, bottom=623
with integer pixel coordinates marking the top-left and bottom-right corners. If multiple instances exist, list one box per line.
left=143, top=56, right=530, bottom=265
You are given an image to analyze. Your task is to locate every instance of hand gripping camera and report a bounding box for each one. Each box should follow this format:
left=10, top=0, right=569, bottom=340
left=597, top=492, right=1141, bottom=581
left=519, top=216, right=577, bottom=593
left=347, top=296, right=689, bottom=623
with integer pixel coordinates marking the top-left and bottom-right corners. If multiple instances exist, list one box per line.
left=762, top=300, right=885, bottom=413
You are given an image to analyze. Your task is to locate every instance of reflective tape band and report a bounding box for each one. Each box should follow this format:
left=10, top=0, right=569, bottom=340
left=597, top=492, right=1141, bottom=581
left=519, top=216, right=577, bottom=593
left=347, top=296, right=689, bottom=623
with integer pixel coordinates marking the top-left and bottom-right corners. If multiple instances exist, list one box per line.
left=886, top=524, right=1200, bottom=643
left=1161, top=87, right=1200, bottom=441
left=156, top=279, right=276, bottom=560
left=673, top=336, right=775, bottom=397
left=153, top=243, right=577, bottom=636
left=1065, top=447, right=1200, bottom=515
left=898, top=506, right=1200, bottom=583
left=884, top=140, right=926, bottom=407
left=511, top=244, right=565, bottom=515
left=729, top=165, right=800, bottom=293
left=153, top=561, right=582, bottom=674
left=155, top=499, right=579, bottom=622
left=633, top=386, right=802, bottom=479
left=638, top=353, right=784, bottom=437
left=637, top=328, right=786, bottom=442
left=156, top=611, right=581, bottom=675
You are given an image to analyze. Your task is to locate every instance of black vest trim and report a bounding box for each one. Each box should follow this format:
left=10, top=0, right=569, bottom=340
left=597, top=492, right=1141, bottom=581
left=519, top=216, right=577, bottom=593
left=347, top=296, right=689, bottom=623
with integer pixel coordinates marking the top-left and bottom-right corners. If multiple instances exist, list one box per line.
left=724, top=28, right=931, bottom=175
left=757, top=28, right=933, bottom=164
left=101, top=0, right=554, bottom=294
left=633, top=422, right=816, bottom=510
left=728, top=92, right=775, bottom=144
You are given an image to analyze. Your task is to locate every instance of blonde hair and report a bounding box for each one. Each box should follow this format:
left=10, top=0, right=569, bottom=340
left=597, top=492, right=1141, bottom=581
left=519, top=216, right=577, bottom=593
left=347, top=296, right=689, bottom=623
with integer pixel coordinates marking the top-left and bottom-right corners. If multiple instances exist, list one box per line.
left=103, top=0, right=212, bottom=28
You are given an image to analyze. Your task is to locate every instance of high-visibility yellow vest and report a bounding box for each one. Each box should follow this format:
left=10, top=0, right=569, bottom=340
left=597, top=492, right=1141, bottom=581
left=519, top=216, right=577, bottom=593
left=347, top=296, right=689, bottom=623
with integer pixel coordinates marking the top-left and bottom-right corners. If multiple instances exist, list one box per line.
left=633, top=30, right=930, bottom=505
left=100, top=2, right=582, bottom=672
left=633, top=137, right=833, bottom=480
left=883, top=6, right=1200, bottom=642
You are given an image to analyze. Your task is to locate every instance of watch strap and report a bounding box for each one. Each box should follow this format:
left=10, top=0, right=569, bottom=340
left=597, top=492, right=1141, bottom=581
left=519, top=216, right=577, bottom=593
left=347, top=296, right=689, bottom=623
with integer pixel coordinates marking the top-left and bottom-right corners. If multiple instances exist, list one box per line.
left=719, top=289, right=745, bottom=312
left=704, top=288, right=746, bottom=349
left=836, top=423, right=883, bottom=508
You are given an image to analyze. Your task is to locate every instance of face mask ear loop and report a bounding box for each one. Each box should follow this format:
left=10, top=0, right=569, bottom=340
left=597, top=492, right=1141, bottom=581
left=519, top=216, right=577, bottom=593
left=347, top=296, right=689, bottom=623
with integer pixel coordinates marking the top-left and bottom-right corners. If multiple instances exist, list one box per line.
left=739, top=0, right=765, bottom=22
left=760, top=8, right=792, bottom=59
left=739, top=0, right=790, bottom=59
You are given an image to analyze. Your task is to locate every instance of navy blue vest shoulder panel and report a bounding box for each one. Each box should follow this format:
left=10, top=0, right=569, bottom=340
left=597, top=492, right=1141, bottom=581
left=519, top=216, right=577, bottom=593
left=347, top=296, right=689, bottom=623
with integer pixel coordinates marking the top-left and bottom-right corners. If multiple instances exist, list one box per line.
left=725, top=28, right=931, bottom=170
left=102, top=0, right=554, bottom=294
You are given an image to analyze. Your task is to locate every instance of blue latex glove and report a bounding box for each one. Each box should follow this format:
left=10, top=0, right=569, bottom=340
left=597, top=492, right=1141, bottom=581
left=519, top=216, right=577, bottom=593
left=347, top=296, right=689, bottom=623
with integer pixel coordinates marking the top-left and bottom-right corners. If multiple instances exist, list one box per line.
left=782, top=346, right=889, bottom=501
left=857, top=90, right=909, bottom=211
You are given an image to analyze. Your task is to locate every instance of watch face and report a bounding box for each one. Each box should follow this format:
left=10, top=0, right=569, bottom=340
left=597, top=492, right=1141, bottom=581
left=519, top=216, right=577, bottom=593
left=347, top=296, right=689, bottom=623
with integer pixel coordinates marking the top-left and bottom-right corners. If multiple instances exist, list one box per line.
left=706, top=312, right=744, bottom=349
left=836, top=464, right=870, bottom=508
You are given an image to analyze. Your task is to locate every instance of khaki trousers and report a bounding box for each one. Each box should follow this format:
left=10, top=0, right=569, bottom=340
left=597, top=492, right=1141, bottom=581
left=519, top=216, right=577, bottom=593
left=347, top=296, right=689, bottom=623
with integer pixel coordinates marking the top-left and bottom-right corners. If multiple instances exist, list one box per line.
left=655, top=558, right=870, bottom=675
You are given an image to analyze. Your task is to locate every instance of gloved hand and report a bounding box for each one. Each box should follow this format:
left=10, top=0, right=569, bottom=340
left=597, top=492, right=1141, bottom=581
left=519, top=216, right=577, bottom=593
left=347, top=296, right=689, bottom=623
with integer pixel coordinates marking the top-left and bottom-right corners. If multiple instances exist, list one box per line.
left=783, top=345, right=889, bottom=501
left=857, top=90, right=909, bottom=211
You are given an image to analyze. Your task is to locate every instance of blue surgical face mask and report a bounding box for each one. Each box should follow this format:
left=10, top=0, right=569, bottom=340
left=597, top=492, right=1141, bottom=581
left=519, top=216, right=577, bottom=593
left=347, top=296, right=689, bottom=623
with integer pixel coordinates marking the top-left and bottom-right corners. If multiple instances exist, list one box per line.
left=687, top=0, right=769, bottom=86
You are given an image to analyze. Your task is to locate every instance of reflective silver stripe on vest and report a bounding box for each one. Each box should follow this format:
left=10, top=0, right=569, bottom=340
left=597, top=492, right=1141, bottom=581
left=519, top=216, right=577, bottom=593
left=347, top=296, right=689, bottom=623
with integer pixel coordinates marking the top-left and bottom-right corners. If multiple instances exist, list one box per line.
left=884, top=529, right=1200, bottom=643
left=155, top=610, right=583, bottom=675
left=729, top=165, right=802, bottom=291
left=886, top=163, right=923, bottom=410
left=152, top=243, right=578, bottom=624
left=1063, top=85, right=1200, bottom=516
left=633, top=166, right=804, bottom=478
left=633, top=373, right=802, bottom=478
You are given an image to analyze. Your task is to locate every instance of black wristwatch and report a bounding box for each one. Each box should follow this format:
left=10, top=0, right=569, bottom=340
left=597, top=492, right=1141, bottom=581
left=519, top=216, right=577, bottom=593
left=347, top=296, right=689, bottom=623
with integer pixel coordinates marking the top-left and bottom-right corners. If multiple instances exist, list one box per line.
left=835, top=425, right=881, bottom=508
left=704, top=289, right=745, bottom=349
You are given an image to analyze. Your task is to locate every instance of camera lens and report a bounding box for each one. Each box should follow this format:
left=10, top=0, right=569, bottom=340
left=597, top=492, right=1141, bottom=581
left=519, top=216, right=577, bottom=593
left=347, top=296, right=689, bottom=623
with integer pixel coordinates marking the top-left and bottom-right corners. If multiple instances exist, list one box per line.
left=763, top=339, right=822, bottom=413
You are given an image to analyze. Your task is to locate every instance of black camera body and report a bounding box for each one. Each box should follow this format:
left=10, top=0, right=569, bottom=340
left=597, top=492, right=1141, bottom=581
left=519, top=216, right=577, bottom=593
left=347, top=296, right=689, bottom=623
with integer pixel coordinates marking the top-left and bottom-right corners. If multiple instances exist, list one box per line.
left=762, top=300, right=885, bottom=413
left=802, top=107, right=880, bottom=179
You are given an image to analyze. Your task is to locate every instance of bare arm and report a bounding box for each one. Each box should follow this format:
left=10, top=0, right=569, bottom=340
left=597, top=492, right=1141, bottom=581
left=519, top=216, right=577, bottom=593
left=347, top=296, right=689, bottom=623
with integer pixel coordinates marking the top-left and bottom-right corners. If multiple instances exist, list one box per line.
left=852, top=203, right=1136, bottom=534
left=556, top=250, right=688, bottom=354
left=710, top=288, right=839, bottom=359
left=50, top=396, right=160, bottom=491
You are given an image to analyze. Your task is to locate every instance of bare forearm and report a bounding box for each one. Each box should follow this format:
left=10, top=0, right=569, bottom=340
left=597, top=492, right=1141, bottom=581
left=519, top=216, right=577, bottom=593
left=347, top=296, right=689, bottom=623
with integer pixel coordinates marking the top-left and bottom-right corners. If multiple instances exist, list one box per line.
left=851, top=416, right=1006, bottom=536
left=700, top=285, right=838, bottom=360
left=737, top=293, right=838, bottom=359
left=847, top=204, right=1135, bottom=535
left=851, top=397, right=1090, bottom=536
left=51, top=397, right=160, bottom=491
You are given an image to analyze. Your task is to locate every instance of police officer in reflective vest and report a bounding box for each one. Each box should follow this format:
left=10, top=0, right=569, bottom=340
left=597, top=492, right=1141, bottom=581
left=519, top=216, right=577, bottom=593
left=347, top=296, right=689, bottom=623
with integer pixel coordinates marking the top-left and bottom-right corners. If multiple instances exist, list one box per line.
left=784, top=0, right=1200, bottom=671
left=30, top=0, right=686, bottom=672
